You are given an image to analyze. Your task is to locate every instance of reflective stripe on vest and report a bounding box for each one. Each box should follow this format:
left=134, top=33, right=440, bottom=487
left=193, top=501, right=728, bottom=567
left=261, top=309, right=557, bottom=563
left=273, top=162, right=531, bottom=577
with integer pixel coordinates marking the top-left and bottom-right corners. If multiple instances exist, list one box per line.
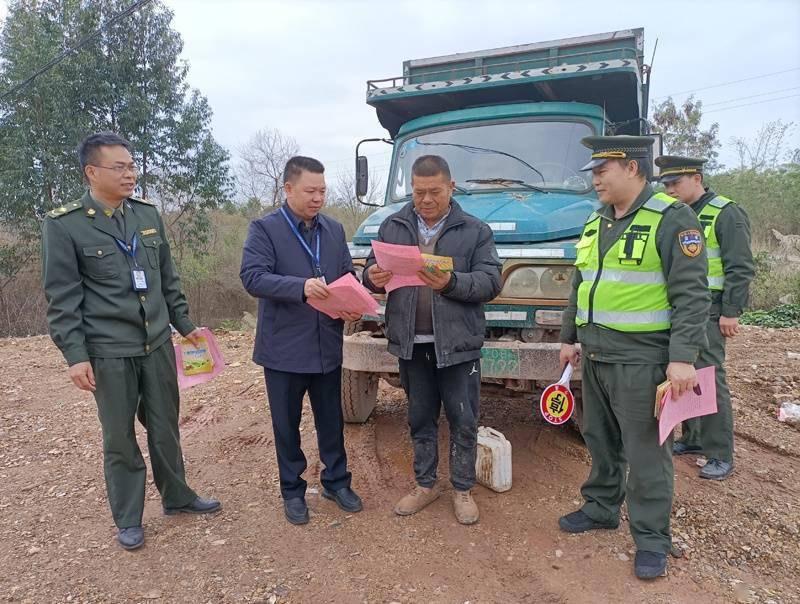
left=580, top=268, right=665, bottom=285
left=576, top=308, right=672, bottom=325
left=698, top=195, right=733, bottom=291
left=575, top=192, right=674, bottom=333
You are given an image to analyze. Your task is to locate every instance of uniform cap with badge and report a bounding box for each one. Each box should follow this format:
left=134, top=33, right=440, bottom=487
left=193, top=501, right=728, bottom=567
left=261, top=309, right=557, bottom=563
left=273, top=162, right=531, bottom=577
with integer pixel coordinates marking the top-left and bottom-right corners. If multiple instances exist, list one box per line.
left=579, top=135, right=655, bottom=171
left=654, top=155, right=707, bottom=184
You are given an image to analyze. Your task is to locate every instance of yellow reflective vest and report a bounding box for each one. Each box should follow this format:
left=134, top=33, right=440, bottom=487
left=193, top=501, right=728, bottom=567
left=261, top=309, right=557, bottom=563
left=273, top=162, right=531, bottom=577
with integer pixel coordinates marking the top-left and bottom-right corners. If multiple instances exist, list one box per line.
left=575, top=193, right=675, bottom=332
left=697, top=195, right=733, bottom=291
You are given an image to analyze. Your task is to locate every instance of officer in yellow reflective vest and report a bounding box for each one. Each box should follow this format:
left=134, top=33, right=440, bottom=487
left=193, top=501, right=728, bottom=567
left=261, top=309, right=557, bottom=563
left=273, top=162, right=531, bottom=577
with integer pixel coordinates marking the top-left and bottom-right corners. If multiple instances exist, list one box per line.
left=656, top=155, right=754, bottom=480
left=559, top=136, right=710, bottom=580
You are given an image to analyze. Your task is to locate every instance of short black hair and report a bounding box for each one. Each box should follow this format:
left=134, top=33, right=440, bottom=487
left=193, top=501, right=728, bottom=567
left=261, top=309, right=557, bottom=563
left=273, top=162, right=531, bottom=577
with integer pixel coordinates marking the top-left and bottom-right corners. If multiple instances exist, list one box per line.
left=77, top=132, right=132, bottom=172
left=411, top=155, right=451, bottom=181
left=613, top=157, right=650, bottom=180
left=283, top=156, right=325, bottom=184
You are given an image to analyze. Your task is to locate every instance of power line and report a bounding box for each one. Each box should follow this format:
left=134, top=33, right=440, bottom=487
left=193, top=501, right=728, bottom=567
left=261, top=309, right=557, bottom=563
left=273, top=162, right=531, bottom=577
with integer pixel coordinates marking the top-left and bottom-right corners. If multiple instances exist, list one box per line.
left=652, top=67, right=800, bottom=101
left=703, top=86, right=800, bottom=107
left=704, top=93, right=800, bottom=114
left=0, top=0, right=155, bottom=103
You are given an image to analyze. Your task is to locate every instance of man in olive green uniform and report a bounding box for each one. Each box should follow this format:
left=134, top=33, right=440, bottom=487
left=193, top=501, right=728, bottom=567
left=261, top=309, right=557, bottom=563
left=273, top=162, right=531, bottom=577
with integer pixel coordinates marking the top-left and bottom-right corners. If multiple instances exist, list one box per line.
left=42, top=132, right=221, bottom=551
left=559, top=136, right=710, bottom=580
left=656, top=156, right=754, bottom=480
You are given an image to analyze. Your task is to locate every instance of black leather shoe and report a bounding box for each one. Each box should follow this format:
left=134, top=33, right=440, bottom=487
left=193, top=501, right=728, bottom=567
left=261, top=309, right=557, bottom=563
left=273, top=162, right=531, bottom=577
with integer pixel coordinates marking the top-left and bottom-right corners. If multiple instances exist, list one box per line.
left=284, top=497, right=309, bottom=525
left=163, top=496, right=222, bottom=515
left=558, top=509, right=618, bottom=533
left=322, top=487, right=363, bottom=513
left=635, top=550, right=667, bottom=579
left=117, top=526, right=144, bottom=550
left=672, top=442, right=703, bottom=455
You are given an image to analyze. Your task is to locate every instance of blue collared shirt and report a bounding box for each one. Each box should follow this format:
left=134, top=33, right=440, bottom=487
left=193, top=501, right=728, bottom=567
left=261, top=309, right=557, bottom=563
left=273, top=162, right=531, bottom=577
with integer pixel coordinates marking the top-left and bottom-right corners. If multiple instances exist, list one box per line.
left=414, top=206, right=451, bottom=245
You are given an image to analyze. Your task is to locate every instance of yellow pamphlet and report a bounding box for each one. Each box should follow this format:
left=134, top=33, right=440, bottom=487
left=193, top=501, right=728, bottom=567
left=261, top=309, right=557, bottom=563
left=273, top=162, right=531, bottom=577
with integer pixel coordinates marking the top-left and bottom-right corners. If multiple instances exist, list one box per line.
left=654, top=380, right=671, bottom=418
left=421, top=253, right=454, bottom=273
left=181, top=336, right=214, bottom=376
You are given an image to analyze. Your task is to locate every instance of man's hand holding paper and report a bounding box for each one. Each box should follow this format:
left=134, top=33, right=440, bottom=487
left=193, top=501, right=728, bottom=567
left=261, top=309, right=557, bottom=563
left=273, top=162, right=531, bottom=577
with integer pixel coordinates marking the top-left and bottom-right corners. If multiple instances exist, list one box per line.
left=307, top=272, right=379, bottom=320
left=417, top=265, right=452, bottom=290
left=657, top=366, right=717, bottom=445
left=666, top=362, right=698, bottom=399
left=366, top=263, right=393, bottom=289
left=371, top=240, right=454, bottom=292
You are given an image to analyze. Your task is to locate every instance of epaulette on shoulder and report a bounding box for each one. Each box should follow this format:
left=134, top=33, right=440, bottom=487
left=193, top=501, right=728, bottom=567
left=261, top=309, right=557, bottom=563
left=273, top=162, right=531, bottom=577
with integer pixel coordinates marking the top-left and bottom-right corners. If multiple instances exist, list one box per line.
left=46, top=201, right=83, bottom=218
left=129, top=196, right=155, bottom=206
left=642, top=193, right=675, bottom=214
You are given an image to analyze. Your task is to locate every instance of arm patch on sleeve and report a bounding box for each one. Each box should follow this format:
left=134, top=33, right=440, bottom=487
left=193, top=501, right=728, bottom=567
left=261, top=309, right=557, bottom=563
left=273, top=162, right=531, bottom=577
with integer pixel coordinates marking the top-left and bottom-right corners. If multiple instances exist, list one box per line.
left=678, top=229, right=703, bottom=257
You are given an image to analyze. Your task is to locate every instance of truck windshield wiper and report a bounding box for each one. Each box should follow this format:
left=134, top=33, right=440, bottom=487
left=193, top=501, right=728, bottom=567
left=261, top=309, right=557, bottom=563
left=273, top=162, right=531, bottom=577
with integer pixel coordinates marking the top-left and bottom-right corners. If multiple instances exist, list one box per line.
left=466, top=178, right=548, bottom=193
left=399, top=183, right=471, bottom=199
left=416, top=141, right=547, bottom=185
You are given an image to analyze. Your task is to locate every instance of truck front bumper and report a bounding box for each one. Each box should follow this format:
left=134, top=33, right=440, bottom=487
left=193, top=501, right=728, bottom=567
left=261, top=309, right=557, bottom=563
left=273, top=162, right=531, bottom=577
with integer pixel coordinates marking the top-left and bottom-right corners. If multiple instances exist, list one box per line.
left=342, top=333, right=579, bottom=382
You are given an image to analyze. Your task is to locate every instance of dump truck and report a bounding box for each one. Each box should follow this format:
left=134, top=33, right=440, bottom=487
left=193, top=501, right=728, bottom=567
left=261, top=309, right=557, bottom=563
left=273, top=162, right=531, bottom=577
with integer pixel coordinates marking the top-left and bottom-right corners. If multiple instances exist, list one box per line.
left=341, top=28, right=660, bottom=422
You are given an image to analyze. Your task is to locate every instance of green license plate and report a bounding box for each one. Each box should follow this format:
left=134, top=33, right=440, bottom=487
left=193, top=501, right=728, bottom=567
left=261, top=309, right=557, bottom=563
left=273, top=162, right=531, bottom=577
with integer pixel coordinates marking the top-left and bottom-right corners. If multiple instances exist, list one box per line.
left=480, top=348, right=520, bottom=378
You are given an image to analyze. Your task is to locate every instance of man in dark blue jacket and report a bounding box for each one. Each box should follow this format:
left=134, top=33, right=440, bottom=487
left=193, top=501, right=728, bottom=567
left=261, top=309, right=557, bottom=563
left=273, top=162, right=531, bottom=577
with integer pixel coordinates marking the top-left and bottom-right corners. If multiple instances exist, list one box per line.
left=240, top=156, right=363, bottom=525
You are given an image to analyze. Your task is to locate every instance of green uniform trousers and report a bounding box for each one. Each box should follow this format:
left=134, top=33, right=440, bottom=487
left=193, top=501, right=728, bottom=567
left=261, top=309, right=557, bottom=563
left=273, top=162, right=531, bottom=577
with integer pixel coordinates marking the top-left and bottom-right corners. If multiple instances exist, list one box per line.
left=677, top=316, right=733, bottom=462
left=579, top=359, right=673, bottom=554
left=90, top=340, right=196, bottom=528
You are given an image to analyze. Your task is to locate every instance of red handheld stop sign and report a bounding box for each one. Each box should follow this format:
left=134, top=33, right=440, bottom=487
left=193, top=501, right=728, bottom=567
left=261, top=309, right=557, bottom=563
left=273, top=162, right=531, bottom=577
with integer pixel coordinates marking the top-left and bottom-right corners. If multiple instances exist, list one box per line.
left=539, top=383, right=575, bottom=425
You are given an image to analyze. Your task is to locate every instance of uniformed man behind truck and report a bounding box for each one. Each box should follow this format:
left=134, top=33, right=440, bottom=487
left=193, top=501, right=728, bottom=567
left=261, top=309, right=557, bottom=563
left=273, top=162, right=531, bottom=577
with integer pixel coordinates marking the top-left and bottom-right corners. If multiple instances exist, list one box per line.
left=656, top=155, right=754, bottom=480
left=558, top=136, right=710, bottom=579
left=42, top=132, right=221, bottom=551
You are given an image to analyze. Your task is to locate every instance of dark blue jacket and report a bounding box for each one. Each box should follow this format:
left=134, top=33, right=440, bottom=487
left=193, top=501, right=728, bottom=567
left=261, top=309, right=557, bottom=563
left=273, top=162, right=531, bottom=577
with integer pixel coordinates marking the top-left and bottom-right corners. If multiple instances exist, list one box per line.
left=240, top=206, right=353, bottom=373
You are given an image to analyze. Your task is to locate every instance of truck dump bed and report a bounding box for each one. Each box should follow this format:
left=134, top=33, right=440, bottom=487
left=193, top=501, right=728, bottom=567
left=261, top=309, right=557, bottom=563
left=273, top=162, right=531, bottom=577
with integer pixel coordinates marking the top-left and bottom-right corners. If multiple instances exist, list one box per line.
left=367, top=29, right=647, bottom=137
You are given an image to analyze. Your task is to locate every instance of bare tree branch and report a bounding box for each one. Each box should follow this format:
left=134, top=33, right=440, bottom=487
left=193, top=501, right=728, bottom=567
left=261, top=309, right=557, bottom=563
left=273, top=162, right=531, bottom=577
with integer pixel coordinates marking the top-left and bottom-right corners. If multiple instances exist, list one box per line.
left=235, top=128, right=300, bottom=210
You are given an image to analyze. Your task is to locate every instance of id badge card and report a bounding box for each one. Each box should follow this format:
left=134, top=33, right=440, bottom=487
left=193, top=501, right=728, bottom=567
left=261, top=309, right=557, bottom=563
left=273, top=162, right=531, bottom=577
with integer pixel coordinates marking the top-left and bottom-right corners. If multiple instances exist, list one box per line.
left=132, top=268, right=148, bottom=291
left=319, top=275, right=327, bottom=285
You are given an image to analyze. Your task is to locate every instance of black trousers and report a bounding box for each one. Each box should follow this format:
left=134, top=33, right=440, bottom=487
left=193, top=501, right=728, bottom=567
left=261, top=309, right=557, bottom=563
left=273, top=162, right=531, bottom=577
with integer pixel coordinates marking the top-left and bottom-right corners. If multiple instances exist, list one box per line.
left=398, top=343, right=481, bottom=491
left=264, top=367, right=352, bottom=499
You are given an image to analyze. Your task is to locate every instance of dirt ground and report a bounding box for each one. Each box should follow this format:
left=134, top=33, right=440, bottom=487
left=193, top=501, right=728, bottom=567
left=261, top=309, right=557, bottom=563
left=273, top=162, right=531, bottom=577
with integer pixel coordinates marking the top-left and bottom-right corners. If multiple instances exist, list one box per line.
left=2, top=326, right=799, bottom=604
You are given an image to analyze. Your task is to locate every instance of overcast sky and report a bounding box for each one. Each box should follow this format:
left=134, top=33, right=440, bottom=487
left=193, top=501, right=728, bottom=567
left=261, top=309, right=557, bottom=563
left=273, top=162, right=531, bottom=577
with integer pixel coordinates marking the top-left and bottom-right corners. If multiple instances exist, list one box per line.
left=2, top=0, right=800, bottom=181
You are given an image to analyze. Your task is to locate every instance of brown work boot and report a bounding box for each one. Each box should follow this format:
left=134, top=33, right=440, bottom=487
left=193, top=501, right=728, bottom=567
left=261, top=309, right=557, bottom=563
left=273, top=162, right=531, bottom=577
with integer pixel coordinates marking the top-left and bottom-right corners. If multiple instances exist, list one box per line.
left=393, top=485, right=439, bottom=516
left=453, top=489, right=479, bottom=525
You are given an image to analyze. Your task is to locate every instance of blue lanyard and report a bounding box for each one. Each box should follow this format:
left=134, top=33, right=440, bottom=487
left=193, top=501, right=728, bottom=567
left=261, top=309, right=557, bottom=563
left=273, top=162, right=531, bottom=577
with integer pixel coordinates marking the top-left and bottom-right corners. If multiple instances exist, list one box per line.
left=114, top=233, right=141, bottom=268
left=280, top=207, right=321, bottom=276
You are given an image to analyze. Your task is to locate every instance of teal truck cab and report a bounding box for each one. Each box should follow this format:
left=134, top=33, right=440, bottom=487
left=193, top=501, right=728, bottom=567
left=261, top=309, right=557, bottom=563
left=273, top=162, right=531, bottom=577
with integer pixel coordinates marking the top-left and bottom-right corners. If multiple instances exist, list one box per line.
left=341, top=29, right=658, bottom=422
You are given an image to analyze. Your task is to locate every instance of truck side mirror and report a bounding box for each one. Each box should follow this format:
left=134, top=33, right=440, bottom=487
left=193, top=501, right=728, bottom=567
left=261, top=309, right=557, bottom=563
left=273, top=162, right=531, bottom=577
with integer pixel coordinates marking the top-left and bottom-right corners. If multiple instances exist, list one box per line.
left=356, top=156, right=369, bottom=198
left=650, top=133, right=664, bottom=182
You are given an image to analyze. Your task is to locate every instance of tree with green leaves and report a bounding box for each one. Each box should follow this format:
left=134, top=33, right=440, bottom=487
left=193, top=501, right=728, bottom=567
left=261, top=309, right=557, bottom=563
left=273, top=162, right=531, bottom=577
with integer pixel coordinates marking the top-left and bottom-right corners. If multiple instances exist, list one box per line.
left=0, top=0, right=232, bottom=292
left=651, top=95, right=722, bottom=171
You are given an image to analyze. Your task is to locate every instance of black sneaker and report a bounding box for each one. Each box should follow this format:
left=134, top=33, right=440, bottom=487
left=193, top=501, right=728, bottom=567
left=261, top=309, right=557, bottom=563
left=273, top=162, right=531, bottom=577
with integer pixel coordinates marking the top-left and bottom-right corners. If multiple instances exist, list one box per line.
left=558, top=509, right=618, bottom=533
left=634, top=550, right=667, bottom=579
left=322, top=487, right=363, bottom=513
left=284, top=497, right=309, bottom=525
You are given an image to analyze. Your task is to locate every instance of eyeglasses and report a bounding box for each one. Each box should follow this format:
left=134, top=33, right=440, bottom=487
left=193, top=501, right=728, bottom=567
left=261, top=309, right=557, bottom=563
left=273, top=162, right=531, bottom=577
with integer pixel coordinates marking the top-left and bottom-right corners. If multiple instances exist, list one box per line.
left=92, top=164, right=139, bottom=175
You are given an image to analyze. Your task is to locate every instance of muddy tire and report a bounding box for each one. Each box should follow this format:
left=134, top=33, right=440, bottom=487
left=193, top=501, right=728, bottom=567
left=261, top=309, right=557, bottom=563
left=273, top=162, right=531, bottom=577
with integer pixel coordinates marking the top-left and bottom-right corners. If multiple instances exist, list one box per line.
left=342, top=368, right=378, bottom=423
left=344, top=320, right=365, bottom=336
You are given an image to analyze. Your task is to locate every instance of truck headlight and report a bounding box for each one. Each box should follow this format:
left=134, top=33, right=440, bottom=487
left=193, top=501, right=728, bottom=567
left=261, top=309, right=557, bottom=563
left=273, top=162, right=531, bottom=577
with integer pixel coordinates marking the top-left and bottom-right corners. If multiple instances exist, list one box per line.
left=539, top=267, right=574, bottom=298
left=500, top=267, right=539, bottom=298
left=500, top=265, right=574, bottom=300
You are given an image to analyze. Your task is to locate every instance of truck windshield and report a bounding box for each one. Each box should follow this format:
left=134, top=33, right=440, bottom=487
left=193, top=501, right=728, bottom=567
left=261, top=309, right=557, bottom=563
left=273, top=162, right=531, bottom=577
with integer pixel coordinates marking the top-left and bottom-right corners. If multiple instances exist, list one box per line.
left=391, top=120, right=593, bottom=200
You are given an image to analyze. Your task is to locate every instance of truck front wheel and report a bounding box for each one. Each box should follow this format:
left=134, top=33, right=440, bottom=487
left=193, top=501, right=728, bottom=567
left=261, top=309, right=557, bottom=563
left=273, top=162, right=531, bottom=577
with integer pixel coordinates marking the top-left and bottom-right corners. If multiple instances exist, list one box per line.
left=341, top=368, right=378, bottom=423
